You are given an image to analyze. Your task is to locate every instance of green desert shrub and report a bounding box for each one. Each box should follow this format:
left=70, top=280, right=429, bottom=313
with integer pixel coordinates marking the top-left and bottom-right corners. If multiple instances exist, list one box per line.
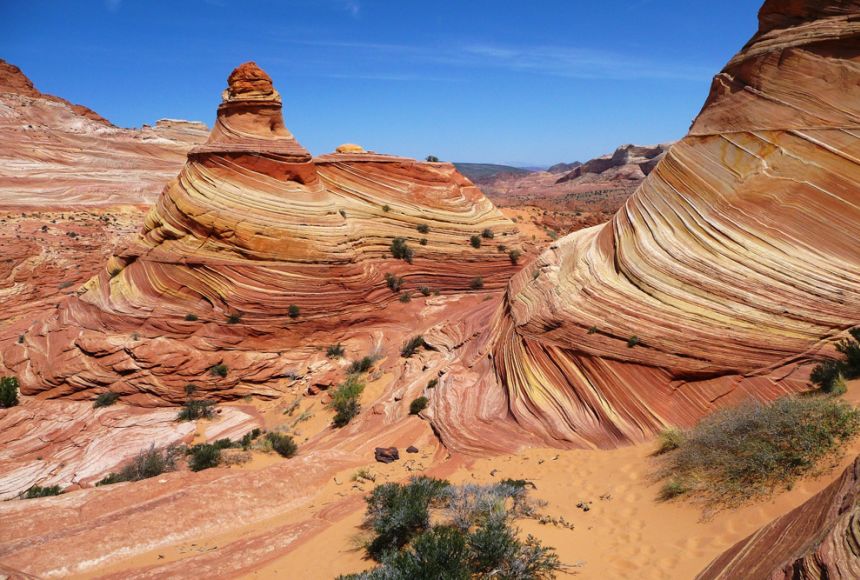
left=0, top=376, right=19, bottom=408
left=399, top=292, right=412, bottom=303
left=226, top=312, right=242, bottom=324
left=417, top=223, right=430, bottom=234
left=184, top=313, right=198, bottom=321
left=348, top=356, right=375, bottom=375
left=177, top=399, right=215, bottom=421
left=93, top=391, right=120, bottom=408
left=627, top=335, right=640, bottom=348
left=364, top=476, right=451, bottom=559
left=209, top=363, right=228, bottom=377
left=331, top=375, right=365, bottom=427
left=425, top=155, right=439, bottom=162
left=385, top=272, right=404, bottom=292
left=470, top=276, right=484, bottom=290
left=481, top=228, right=494, bottom=239
left=97, top=444, right=178, bottom=485
left=419, top=238, right=428, bottom=246
left=240, top=428, right=263, bottom=450
left=656, top=428, right=684, bottom=454
left=188, top=443, right=221, bottom=472
left=810, top=329, right=860, bottom=393
left=343, top=478, right=561, bottom=579
left=409, top=396, right=429, bottom=415
left=401, top=336, right=426, bottom=358
left=327, top=343, right=345, bottom=358
left=810, top=359, right=846, bottom=394
left=469, top=235, right=482, bottom=249
left=382, top=204, right=391, bottom=212
left=509, top=249, right=522, bottom=265
left=418, top=286, right=431, bottom=296
left=390, top=237, right=414, bottom=263
left=288, top=304, right=301, bottom=319
left=266, top=432, right=298, bottom=458
left=426, top=378, right=438, bottom=389
left=656, top=396, right=860, bottom=507
left=23, top=485, right=62, bottom=499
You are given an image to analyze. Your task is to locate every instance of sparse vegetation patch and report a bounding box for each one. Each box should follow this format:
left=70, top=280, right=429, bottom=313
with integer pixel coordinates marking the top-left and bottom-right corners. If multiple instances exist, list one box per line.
left=656, top=396, right=860, bottom=508
left=339, top=477, right=562, bottom=578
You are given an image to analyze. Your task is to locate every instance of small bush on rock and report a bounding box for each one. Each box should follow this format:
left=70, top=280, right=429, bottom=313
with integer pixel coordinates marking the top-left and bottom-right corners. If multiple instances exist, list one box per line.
left=327, top=343, right=345, bottom=358
left=348, top=356, right=375, bottom=375
left=385, top=272, right=404, bottom=292
left=23, top=485, right=62, bottom=499
left=0, top=376, right=19, bottom=408
left=331, top=375, right=365, bottom=427
left=409, top=396, right=429, bottom=415
left=391, top=237, right=414, bottom=263
left=188, top=443, right=221, bottom=472
left=401, top=336, right=426, bottom=358
left=98, top=444, right=178, bottom=485
left=470, top=277, right=484, bottom=290
left=209, top=363, right=228, bottom=378
left=178, top=399, right=215, bottom=421
left=267, top=432, right=298, bottom=458
left=470, top=235, right=481, bottom=249
left=93, top=391, right=120, bottom=408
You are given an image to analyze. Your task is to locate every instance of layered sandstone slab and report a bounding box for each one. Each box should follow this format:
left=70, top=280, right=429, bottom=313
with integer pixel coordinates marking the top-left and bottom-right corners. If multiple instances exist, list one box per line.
left=0, top=59, right=207, bottom=207
left=0, top=62, right=521, bottom=404
left=698, top=456, right=860, bottom=579
left=432, top=0, right=860, bottom=451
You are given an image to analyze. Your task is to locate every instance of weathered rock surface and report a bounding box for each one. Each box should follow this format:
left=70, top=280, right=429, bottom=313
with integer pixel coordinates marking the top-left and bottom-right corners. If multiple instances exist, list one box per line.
left=698, top=456, right=860, bottom=579
left=432, top=0, right=860, bottom=452
left=0, top=62, right=521, bottom=404
left=0, top=59, right=207, bottom=207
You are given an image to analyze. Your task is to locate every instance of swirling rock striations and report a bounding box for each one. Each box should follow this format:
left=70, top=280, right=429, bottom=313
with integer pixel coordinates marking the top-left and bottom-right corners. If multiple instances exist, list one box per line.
left=0, top=59, right=207, bottom=207
left=697, top=455, right=860, bottom=579
left=432, top=0, right=860, bottom=451
left=0, top=62, right=521, bottom=403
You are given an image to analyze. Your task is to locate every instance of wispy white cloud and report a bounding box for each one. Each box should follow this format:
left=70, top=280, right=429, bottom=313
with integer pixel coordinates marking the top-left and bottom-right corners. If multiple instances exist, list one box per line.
left=279, top=38, right=712, bottom=82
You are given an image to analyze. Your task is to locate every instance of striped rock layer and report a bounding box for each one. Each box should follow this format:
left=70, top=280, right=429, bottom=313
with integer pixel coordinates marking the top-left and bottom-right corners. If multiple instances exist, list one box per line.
left=0, top=62, right=520, bottom=404
left=0, top=59, right=207, bottom=207
left=432, top=0, right=860, bottom=451
left=698, top=455, right=860, bottom=579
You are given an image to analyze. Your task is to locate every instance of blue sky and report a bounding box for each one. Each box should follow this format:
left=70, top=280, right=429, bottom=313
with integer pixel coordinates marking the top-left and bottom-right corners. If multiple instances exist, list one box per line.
left=2, top=0, right=762, bottom=166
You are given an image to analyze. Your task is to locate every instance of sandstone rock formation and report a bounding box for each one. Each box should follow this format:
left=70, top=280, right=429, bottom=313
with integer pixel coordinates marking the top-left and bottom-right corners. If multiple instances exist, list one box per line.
left=0, top=59, right=207, bottom=207
left=698, top=456, right=860, bottom=579
left=0, top=61, right=521, bottom=405
left=555, top=143, right=671, bottom=183
left=432, top=0, right=860, bottom=451
left=0, top=399, right=260, bottom=500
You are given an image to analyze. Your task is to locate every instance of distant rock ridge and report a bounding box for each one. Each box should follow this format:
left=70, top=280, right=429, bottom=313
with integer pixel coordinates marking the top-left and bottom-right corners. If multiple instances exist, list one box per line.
left=0, top=58, right=113, bottom=125
left=555, top=143, right=672, bottom=183
left=431, top=0, right=860, bottom=452
left=0, top=59, right=208, bottom=207
left=1, top=62, right=521, bottom=404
